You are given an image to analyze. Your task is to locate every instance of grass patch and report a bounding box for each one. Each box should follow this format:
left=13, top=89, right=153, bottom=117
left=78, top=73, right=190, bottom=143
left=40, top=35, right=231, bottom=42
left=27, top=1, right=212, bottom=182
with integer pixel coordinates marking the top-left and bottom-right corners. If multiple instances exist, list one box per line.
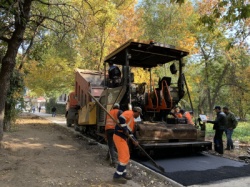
left=205, top=121, right=250, bottom=143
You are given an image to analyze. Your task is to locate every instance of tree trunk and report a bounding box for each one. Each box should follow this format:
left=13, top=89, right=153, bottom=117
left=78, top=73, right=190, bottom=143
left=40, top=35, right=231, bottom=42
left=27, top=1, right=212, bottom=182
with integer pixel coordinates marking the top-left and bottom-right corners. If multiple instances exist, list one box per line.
left=0, top=59, right=15, bottom=141
left=0, top=0, right=32, bottom=141
left=204, top=60, right=213, bottom=118
left=3, top=101, right=12, bottom=132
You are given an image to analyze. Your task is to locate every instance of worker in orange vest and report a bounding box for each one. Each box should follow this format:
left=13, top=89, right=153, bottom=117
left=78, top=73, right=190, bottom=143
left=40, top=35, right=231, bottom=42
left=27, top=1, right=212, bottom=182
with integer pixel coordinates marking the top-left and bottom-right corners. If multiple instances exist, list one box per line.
left=105, top=103, right=123, bottom=167
left=169, top=106, right=183, bottom=118
left=180, top=109, right=194, bottom=125
left=112, top=107, right=141, bottom=184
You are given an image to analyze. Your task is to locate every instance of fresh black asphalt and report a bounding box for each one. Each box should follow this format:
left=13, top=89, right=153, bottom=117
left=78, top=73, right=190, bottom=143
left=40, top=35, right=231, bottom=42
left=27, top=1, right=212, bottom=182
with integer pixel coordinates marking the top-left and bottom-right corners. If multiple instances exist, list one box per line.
left=138, top=152, right=250, bottom=186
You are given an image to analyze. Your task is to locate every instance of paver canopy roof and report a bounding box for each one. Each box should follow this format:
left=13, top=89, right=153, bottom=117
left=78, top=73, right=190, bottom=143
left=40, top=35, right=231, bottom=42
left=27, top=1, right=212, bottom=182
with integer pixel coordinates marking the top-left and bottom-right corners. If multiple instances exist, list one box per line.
left=104, top=39, right=189, bottom=68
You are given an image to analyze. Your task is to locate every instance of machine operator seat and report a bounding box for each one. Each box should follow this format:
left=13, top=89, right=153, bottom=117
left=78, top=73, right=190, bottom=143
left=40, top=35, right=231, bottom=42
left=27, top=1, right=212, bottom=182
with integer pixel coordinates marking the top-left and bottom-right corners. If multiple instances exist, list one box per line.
left=158, top=77, right=171, bottom=89
left=159, top=77, right=172, bottom=109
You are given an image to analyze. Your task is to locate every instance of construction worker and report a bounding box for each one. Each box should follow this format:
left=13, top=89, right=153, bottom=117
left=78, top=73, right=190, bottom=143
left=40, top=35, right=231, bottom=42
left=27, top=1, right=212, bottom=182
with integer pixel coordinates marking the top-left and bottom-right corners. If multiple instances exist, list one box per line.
left=112, top=107, right=141, bottom=184
left=105, top=103, right=123, bottom=167
left=108, top=62, right=121, bottom=88
left=180, top=109, right=195, bottom=125
left=170, top=106, right=182, bottom=118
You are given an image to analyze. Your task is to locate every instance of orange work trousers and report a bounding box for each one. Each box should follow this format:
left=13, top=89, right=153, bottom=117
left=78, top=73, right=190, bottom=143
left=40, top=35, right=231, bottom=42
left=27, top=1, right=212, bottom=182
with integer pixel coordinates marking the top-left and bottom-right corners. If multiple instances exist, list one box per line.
left=113, top=134, right=130, bottom=165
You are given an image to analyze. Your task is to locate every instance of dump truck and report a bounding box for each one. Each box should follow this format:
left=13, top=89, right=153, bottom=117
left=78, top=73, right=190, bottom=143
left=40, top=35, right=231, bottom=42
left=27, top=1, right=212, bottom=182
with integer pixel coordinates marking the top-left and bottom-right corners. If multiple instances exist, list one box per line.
left=66, top=39, right=212, bottom=154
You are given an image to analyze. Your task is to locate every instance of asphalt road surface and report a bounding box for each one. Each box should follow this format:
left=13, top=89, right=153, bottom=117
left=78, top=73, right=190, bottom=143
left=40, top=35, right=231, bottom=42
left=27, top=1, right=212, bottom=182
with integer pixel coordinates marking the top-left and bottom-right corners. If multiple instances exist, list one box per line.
left=139, top=152, right=250, bottom=186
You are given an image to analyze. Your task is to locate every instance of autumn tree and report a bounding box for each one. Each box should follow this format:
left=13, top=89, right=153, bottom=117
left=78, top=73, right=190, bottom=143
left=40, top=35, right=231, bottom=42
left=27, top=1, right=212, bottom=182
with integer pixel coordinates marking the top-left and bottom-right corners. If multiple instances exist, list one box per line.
left=73, top=0, right=139, bottom=71
left=0, top=0, right=82, bottom=142
left=135, top=0, right=250, bottom=119
left=190, top=0, right=250, bottom=117
left=4, top=68, right=25, bottom=131
left=138, top=0, right=196, bottom=49
left=200, top=0, right=250, bottom=31
left=220, top=47, right=250, bottom=119
left=0, top=0, right=32, bottom=142
left=24, top=34, right=77, bottom=98
left=135, top=0, right=198, bottom=106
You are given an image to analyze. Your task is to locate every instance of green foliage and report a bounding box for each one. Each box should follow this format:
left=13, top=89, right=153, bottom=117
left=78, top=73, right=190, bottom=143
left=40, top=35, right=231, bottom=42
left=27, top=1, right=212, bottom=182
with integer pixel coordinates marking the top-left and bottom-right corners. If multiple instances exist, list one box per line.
left=199, top=0, right=250, bottom=29
left=199, top=15, right=217, bottom=31
left=24, top=34, right=77, bottom=98
left=221, top=48, right=250, bottom=119
left=234, top=122, right=250, bottom=143
left=195, top=0, right=250, bottom=73
left=138, top=0, right=195, bottom=45
left=6, top=70, right=25, bottom=107
left=170, top=0, right=185, bottom=4
left=73, top=0, right=137, bottom=71
left=4, top=69, right=25, bottom=130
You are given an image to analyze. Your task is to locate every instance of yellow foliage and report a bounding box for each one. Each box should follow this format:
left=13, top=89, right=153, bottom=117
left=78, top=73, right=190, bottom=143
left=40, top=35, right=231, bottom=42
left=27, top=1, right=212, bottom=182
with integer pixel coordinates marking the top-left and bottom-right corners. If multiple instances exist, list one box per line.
left=132, top=68, right=150, bottom=84
left=71, top=0, right=140, bottom=71
left=24, top=56, right=75, bottom=96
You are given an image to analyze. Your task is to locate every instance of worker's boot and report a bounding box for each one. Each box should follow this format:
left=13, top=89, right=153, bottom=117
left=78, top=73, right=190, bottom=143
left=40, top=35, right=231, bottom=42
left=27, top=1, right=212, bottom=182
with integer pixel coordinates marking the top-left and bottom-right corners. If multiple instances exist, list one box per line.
left=225, top=146, right=230, bottom=150
left=122, top=173, right=132, bottom=180
left=113, top=164, right=127, bottom=183
left=113, top=177, right=127, bottom=184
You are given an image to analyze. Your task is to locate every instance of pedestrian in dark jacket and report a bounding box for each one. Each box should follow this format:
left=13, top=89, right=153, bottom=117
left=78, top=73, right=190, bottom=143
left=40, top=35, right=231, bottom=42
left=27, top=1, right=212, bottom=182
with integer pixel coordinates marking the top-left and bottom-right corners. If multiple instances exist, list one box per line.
left=51, top=106, right=57, bottom=117
left=223, top=106, right=238, bottom=150
left=207, top=106, right=227, bottom=154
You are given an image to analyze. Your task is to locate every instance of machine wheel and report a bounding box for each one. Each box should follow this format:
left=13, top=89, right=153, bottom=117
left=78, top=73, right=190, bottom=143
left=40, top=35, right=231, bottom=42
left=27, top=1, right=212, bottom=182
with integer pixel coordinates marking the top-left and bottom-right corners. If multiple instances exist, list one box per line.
left=80, top=126, right=87, bottom=134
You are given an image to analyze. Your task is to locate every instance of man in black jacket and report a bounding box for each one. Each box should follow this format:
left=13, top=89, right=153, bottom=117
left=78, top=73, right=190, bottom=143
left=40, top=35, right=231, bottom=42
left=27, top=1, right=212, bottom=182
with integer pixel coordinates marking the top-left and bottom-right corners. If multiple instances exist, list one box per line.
left=108, top=62, right=121, bottom=88
left=207, top=106, right=227, bottom=154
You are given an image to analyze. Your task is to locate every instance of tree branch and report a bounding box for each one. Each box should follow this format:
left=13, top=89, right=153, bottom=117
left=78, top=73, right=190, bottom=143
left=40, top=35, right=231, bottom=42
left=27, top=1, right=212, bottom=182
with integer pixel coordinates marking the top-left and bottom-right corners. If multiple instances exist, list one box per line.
left=33, top=0, right=67, bottom=6
left=218, top=83, right=249, bottom=92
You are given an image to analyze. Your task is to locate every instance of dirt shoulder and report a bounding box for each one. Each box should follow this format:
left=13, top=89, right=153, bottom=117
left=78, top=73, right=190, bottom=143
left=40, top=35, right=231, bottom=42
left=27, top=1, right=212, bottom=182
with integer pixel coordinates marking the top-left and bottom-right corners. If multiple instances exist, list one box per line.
left=205, top=137, right=250, bottom=163
left=0, top=114, right=170, bottom=187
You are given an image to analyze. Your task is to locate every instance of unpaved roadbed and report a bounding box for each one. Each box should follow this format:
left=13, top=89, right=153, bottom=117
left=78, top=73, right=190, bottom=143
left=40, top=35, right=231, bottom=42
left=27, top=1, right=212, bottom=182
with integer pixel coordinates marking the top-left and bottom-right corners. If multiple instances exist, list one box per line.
left=0, top=114, right=171, bottom=187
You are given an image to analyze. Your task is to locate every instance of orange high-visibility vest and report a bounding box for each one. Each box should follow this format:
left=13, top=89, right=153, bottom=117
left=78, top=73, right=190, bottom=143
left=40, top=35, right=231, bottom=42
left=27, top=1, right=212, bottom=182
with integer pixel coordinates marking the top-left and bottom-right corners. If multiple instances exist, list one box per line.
left=105, top=109, right=120, bottom=130
left=175, top=112, right=182, bottom=118
left=184, top=112, right=194, bottom=125
left=119, top=110, right=135, bottom=133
